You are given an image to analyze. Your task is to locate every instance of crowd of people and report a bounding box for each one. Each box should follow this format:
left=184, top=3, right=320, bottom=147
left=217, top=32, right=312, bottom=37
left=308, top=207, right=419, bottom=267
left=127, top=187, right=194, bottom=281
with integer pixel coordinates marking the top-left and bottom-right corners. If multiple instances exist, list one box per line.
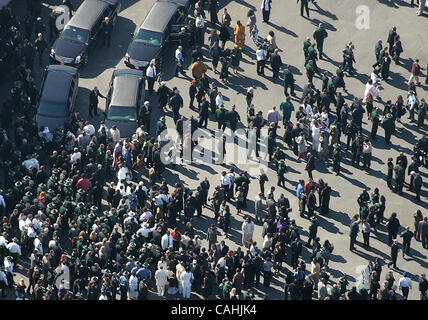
left=0, top=0, right=427, bottom=301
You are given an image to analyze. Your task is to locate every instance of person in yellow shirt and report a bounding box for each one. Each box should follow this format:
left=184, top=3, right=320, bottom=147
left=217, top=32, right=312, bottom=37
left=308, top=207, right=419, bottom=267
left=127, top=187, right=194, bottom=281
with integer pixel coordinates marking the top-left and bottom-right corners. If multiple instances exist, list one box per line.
left=234, top=20, right=245, bottom=50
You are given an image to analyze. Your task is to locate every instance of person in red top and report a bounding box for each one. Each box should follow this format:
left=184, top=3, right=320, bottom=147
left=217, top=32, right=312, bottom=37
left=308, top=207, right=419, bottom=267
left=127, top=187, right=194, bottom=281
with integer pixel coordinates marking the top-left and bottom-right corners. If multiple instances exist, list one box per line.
left=76, top=174, right=91, bottom=192
left=304, top=178, right=316, bottom=196
left=408, top=58, right=421, bottom=85
left=171, top=227, right=182, bottom=252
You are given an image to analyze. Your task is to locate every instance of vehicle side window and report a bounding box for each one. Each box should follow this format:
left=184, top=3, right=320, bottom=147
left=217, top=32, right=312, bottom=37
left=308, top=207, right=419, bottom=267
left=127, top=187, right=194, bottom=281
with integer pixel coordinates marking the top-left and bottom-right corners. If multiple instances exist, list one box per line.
left=105, top=7, right=112, bottom=19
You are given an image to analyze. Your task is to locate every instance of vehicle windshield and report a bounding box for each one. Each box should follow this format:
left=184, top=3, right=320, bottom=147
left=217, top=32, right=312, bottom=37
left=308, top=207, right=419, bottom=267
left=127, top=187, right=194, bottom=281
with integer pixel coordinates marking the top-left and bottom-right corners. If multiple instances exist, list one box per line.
left=37, top=102, right=67, bottom=118
left=60, top=26, right=90, bottom=44
left=107, top=106, right=137, bottom=121
left=134, top=29, right=163, bottom=46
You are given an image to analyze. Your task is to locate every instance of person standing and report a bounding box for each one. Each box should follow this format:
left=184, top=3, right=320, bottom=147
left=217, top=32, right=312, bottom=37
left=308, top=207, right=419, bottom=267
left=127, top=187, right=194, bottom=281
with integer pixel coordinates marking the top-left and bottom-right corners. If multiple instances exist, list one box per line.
left=417, top=98, right=427, bottom=128
left=234, top=21, right=245, bottom=51
left=306, top=60, right=315, bottom=84
left=175, top=46, right=186, bottom=77
left=34, top=33, right=47, bottom=67
left=270, top=48, right=283, bottom=80
left=256, top=45, right=267, bottom=76
left=387, top=26, right=397, bottom=56
left=305, top=152, right=315, bottom=179
left=138, top=101, right=152, bottom=134
left=389, top=239, right=399, bottom=269
left=101, top=17, right=113, bottom=47
left=260, top=0, right=272, bottom=23
left=297, top=0, right=310, bottom=18
left=349, top=215, right=360, bottom=251
left=419, top=217, right=428, bottom=249
left=146, top=61, right=157, bottom=94
left=283, top=64, right=296, bottom=96
left=155, top=265, right=169, bottom=298
left=89, top=86, right=105, bottom=117
left=313, top=23, right=328, bottom=58
left=371, top=107, right=380, bottom=140
left=394, top=160, right=405, bottom=195
left=399, top=272, right=412, bottom=300
left=419, top=273, right=428, bottom=300
left=181, top=267, right=194, bottom=299
left=386, top=212, right=401, bottom=246
left=408, top=59, right=421, bottom=85
left=48, top=9, right=59, bottom=42
left=411, top=171, right=423, bottom=202
left=417, top=0, right=426, bottom=16
left=362, top=139, right=372, bottom=172
left=400, top=226, right=414, bottom=258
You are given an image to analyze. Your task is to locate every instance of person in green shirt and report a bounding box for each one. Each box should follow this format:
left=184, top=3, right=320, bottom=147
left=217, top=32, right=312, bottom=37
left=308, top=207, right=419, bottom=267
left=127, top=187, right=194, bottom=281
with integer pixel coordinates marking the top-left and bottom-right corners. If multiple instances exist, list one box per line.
left=375, top=39, right=383, bottom=61
left=156, top=116, right=167, bottom=137
left=303, top=37, right=311, bottom=60
left=306, top=43, right=319, bottom=73
left=280, top=96, right=294, bottom=124
left=306, top=60, right=315, bottom=84
left=283, top=64, right=295, bottom=97
left=417, top=98, right=427, bottom=128
left=313, top=23, right=328, bottom=58
left=371, top=107, right=380, bottom=139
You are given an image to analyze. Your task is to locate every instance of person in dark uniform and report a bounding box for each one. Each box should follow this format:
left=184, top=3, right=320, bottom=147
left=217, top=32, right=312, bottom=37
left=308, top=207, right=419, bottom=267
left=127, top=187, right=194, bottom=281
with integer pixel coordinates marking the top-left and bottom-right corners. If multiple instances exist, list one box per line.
left=34, top=33, right=47, bottom=67
left=101, top=17, right=113, bottom=48
left=297, top=0, right=310, bottom=18
left=270, top=48, right=283, bottom=80
left=305, top=152, right=315, bottom=179
left=313, top=23, right=328, bottom=58
left=48, top=9, right=59, bottom=42
left=89, top=86, right=105, bottom=117
left=388, top=239, right=399, bottom=269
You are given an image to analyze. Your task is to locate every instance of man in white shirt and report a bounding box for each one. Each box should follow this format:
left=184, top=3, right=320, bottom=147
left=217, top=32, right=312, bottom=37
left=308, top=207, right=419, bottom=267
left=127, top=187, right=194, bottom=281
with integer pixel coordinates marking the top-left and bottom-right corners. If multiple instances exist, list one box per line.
left=399, top=272, right=412, bottom=300
left=256, top=45, right=266, bottom=76
left=154, top=192, right=169, bottom=207
left=161, top=231, right=173, bottom=251
left=407, top=91, right=417, bottom=122
left=267, top=106, right=282, bottom=124
left=181, top=268, right=194, bottom=299
left=216, top=91, right=224, bottom=108
left=241, top=217, right=255, bottom=248
left=146, top=61, right=157, bottom=94
left=136, top=222, right=158, bottom=239
left=155, top=265, right=169, bottom=297
left=117, top=163, right=129, bottom=181
left=261, top=0, right=272, bottom=23
left=70, top=148, right=81, bottom=164
left=175, top=46, right=185, bottom=76
left=7, top=238, right=21, bottom=264
left=83, top=122, right=95, bottom=136
left=362, top=139, right=372, bottom=172
left=110, top=125, right=121, bottom=144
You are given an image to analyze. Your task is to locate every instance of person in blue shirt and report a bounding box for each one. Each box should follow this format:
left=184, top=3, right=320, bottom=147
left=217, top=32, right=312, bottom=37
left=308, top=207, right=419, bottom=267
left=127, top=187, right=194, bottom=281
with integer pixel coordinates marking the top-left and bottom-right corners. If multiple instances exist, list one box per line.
left=296, top=179, right=305, bottom=199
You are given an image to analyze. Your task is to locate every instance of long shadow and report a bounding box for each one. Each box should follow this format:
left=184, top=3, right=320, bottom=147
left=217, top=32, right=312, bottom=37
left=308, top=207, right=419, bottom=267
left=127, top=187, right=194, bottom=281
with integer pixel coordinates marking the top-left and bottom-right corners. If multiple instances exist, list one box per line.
left=311, top=2, right=338, bottom=21
left=220, top=0, right=257, bottom=10
left=309, top=18, right=337, bottom=32
left=385, top=71, right=410, bottom=91
left=79, top=16, right=136, bottom=79
left=327, top=208, right=351, bottom=227
left=322, top=53, right=341, bottom=68
left=267, top=22, right=299, bottom=38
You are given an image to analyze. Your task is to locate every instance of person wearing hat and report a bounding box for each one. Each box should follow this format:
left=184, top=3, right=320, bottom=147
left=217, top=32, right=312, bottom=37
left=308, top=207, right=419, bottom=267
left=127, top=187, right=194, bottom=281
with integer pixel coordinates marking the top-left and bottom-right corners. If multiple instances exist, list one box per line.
left=138, top=101, right=152, bottom=134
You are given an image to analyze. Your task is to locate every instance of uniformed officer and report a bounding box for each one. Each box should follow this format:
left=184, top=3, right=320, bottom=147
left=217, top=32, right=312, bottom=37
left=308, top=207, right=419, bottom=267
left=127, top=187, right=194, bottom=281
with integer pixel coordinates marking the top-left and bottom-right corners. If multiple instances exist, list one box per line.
left=34, top=33, right=47, bottom=67
left=313, top=23, right=328, bottom=58
left=332, top=143, right=341, bottom=176
left=101, top=17, right=113, bottom=47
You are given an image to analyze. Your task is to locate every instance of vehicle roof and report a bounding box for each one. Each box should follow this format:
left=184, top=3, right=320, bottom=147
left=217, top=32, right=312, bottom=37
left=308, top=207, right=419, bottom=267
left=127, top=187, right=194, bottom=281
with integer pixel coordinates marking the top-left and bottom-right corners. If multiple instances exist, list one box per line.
left=157, top=0, right=188, bottom=7
left=40, top=69, right=74, bottom=104
left=47, top=64, right=79, bottom=75
left=139, top=1, right=181, bottom=33
left=67, top=0, right=111, bottom=31
left=110, top=73, right=142, bottom=108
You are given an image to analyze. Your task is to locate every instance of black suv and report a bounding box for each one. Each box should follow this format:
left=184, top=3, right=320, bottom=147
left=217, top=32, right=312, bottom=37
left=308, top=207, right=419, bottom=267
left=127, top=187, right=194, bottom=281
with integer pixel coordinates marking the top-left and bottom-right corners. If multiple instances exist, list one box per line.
left=124, top=0, right=189, bottom=70
left=50, top=0, right=121, bottom=67
left=36, top=65, right=79, bottom=131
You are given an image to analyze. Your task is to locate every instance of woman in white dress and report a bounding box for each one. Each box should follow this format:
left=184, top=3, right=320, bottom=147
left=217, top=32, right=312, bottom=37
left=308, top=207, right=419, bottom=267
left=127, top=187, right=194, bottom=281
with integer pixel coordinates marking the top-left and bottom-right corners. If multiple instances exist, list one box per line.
left=312, top=121, right=321, bottom=153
